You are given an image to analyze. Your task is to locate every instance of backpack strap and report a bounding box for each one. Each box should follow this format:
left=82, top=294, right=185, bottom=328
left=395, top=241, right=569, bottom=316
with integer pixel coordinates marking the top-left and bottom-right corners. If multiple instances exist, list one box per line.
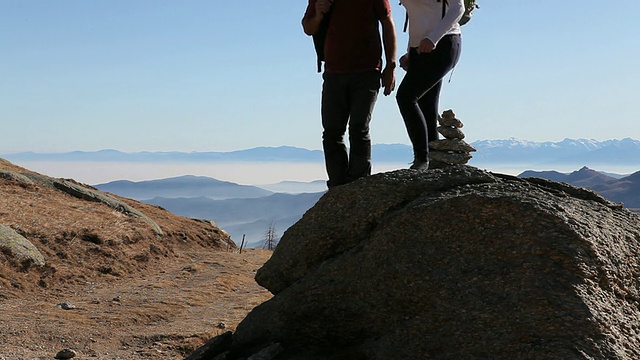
left=403, top=12, right=408, bottom=32
left=399, top=2, right=408, bottom=33
left=403, top=0, right=446, bottom=33
left=313, top=7, right=333, bottom=73
left=442, top=0, right=447, bottom=19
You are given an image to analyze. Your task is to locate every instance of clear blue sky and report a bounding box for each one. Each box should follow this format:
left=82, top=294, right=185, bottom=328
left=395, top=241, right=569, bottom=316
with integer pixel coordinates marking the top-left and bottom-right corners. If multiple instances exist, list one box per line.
left=2, top=0, right=639, bottom=153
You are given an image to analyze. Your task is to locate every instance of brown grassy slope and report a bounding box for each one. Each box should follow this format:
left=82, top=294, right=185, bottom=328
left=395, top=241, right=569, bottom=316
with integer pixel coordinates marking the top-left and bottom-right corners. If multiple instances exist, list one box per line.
left=0, top=159, right=272, bottom=359
left=0, top=159, right=237, bottom=294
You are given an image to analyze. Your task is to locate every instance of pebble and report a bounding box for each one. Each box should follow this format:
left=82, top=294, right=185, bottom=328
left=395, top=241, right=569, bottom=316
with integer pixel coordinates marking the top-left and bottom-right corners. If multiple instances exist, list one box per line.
left=57, top=302, right=76, bottom=310
left=54, top=348, right=77, bottom=359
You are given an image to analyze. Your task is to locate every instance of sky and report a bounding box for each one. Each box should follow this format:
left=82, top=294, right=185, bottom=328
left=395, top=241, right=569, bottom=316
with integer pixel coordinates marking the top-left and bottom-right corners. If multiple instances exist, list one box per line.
left=2, top=0, right=640, bottom=155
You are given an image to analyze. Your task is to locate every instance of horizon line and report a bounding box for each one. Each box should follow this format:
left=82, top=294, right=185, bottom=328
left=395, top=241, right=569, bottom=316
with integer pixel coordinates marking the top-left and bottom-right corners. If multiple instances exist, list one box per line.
left=2, top=137, right=640, bottom=155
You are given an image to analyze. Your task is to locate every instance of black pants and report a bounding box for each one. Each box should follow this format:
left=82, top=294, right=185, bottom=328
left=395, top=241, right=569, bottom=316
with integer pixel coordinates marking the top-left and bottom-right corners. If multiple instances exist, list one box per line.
left=396, top=34, right=461, bottom=162
left=321, top=71, right=380, bottom=188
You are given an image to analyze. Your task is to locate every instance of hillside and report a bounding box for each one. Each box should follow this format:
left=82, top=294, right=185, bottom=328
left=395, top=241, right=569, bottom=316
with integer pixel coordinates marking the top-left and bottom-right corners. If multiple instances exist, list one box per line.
left=0, top=158, right=272, bottom=359
left=519, top=166, right=618, bottom=188
left=591, top=171, right=640, bottom=209
left=519, top=166, right=640, bottom=211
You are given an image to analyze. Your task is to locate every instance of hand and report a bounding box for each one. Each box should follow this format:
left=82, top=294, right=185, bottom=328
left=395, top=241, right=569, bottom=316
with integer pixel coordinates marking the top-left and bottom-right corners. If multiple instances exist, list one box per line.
left=382, top=63, right=396, bottom=96
left=315, top=0, right=332, bottom=16
left=399, top=53, right=409, bottom=71
left=417, top=38, right=435, bottom=54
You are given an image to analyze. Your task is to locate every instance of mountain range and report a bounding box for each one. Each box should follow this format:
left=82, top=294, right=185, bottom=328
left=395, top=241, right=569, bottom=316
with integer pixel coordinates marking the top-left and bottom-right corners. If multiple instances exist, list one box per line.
left=93, top=165, right=640, bottom=249
left=1, top=146, right=325, bottom=163
left=94, top=175, right=273, bottom=200
left=95, top=176, right=325, bottom=247
left=8, top=138, right=637, bottom=247
left=146, top=192, right=324, bottom=248
left=4, top=138, right=640, bottom=168
left=473, top=138, right=640, bottom=166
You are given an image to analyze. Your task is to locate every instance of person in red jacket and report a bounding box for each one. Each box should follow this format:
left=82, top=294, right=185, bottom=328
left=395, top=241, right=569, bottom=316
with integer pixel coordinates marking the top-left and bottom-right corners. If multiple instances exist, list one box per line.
left=302, top=0, right=397, bottom=189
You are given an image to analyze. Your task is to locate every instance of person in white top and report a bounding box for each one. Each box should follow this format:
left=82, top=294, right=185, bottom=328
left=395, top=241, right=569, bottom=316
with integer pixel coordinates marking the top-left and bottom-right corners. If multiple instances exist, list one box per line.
left=396, top=0, right=464, bottom=170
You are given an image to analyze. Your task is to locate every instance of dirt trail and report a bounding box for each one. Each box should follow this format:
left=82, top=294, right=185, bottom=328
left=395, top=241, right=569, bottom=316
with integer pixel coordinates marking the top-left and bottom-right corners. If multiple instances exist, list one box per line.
left=0, top=248, right=272, bottom=360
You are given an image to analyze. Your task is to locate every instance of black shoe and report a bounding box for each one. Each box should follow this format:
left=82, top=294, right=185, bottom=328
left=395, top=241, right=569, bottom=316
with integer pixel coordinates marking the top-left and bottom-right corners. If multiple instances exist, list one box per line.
left=409, top=159, right=429, bottom=171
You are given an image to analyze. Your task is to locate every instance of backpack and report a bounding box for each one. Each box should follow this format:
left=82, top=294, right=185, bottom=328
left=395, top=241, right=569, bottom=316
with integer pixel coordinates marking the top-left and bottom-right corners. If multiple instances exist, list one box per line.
left=313, top=8, right=333, bottom=73
left=401, top=0, right=479, bottom=32
left=458, top=0, right=479, bottom=26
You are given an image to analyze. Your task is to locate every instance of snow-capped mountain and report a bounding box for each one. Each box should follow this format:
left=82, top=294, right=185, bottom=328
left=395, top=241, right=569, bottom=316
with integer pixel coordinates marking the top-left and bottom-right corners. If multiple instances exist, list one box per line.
left=2, top=138, right=639, bottom=168
left=469, top=138, right=640, bottom=166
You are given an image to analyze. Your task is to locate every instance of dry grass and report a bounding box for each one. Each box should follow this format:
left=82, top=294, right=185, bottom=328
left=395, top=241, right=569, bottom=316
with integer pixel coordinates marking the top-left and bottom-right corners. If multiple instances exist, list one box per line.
left=0, top=160, right=272, bottom=359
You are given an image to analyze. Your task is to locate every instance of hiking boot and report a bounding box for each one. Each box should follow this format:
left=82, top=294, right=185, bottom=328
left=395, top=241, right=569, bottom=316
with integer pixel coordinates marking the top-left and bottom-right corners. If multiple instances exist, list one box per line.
left=409, top=159, right=429, bottom=171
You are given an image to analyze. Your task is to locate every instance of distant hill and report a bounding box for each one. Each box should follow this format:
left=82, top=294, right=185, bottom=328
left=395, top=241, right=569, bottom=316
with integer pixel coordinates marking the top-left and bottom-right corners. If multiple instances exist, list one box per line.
left=145, top=192, right=325, bottom=247
left=591, top=171, right=640, bottom=209
left=518, top=170, right=570, bottom=183
left=519, top=167, right=640, bottom=210
left=94, top=175, right=273, bottom=200
left=2, top=146, right=324, bottom=163
left=519, top=167, right=618, bottom=188
left=93, top=174, right=325, bottom=247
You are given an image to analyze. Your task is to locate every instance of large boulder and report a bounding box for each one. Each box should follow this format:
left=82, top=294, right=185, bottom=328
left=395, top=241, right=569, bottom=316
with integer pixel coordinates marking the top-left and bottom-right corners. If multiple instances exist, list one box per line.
left=189, top=165, right=640, bottom=360
left=0, top=224, right=45, bottom=267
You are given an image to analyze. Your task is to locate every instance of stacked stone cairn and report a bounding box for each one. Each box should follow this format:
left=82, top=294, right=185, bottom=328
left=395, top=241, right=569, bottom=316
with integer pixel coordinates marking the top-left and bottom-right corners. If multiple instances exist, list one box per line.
left=428, top=109, right=476, bottom=168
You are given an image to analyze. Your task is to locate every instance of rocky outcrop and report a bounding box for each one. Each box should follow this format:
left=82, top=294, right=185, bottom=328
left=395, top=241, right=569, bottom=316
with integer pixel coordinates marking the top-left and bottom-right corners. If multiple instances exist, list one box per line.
left=0, top=167, right=163, bottom=235
left=52, top=178, right=163, bottom=235
left=0, top=224, right=45, bottom=267
left=0, top=170, right=34, bottom=185
left=188, top=165, right=640, bottom=360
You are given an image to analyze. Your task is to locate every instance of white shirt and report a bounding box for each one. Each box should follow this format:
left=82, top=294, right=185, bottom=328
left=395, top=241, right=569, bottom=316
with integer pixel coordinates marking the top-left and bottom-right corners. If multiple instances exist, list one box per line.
left=401, top=0, right=464, bottom=48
